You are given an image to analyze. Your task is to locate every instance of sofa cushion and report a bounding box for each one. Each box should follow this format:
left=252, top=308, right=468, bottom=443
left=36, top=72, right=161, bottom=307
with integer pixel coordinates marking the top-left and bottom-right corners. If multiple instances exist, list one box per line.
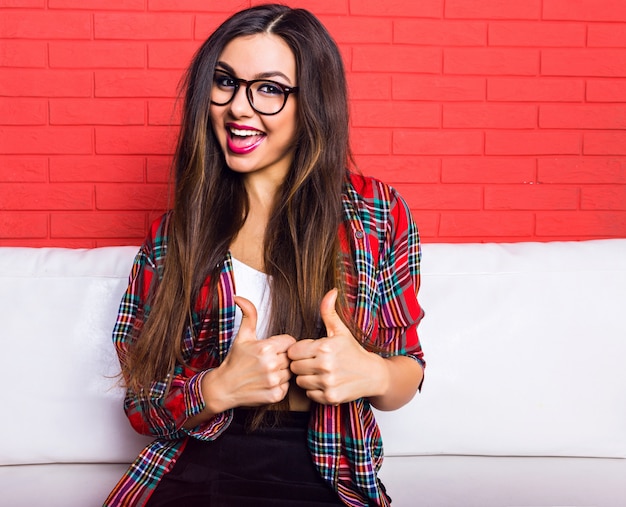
left=2, top=457, right=624, bottom=507
left=0, top=463, right=129, bottom=507
left=378, top=455, right=626, bottom=507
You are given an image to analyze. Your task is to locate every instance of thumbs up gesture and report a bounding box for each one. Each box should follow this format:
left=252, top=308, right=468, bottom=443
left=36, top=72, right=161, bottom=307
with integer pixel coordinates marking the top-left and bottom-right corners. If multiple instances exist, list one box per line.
left=207, top=296, right=296, bottom=410
left=288, top=289, right=387, bottom=406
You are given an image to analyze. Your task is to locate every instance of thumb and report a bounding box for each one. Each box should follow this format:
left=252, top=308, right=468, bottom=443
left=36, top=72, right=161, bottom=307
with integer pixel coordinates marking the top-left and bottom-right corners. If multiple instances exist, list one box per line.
left=234, top=296, right=258, bottom=342
left=320, top=288, right=349, bottom=338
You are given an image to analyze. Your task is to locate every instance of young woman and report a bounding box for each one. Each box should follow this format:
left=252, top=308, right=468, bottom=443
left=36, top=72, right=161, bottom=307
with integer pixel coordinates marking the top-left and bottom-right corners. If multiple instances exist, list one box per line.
left=104, top=4, right=424, bottom=506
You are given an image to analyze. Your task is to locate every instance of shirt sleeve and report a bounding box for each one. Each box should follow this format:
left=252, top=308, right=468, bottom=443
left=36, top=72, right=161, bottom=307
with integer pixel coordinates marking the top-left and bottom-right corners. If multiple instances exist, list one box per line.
left=374, top=185, right=425, bottom=370
left=113, top=232, right=230, bottom=441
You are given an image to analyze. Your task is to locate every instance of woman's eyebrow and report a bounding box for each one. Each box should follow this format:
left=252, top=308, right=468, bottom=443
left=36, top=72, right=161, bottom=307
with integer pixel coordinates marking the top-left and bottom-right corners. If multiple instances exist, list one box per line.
left=216, top=61, right=294, bottom=84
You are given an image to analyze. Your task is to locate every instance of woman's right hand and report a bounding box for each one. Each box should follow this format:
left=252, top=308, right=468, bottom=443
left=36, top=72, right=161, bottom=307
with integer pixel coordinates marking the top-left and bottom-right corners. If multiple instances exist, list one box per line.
left=198, top=296, right=295, bottom=417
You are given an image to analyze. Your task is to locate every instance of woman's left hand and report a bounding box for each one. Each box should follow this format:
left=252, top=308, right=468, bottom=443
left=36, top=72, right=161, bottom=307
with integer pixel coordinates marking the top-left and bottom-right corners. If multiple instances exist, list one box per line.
left=287, top=289, right=388, bottom=405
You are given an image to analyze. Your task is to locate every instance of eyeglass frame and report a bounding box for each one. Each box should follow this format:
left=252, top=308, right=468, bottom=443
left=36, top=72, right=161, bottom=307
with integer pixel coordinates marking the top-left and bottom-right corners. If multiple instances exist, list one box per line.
left=210, top=70, right=300, bottom=116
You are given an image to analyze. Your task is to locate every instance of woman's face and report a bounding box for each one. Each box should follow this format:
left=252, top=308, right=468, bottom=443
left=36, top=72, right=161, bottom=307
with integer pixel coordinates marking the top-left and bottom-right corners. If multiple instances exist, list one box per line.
left=210, top=33, right=299, bottom=183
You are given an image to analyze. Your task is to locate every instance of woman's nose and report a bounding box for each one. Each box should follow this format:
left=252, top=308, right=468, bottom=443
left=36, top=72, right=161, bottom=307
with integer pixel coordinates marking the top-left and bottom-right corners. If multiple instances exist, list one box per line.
left=228, top=85, right=254, bottom=117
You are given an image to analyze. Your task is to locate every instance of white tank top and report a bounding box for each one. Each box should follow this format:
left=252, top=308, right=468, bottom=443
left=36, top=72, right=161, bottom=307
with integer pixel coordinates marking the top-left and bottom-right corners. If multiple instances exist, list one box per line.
left=231, top=256, right=272, bottom=340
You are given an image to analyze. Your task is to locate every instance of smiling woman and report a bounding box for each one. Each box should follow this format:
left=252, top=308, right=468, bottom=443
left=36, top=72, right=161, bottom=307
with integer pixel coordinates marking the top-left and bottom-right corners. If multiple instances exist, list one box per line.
left=103, top=4, right=425, bottom=507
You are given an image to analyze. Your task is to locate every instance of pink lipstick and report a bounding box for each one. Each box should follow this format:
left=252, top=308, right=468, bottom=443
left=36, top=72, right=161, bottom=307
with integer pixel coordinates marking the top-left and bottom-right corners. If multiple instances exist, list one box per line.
left=226, top=123, right=265, bottom=155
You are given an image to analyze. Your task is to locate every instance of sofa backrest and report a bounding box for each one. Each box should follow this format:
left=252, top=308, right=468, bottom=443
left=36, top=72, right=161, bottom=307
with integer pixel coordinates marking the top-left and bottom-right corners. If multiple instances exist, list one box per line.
left=375, top=239, right=626, bottom=460
left=0, top=246, right=150, bottom=466
left=1, top=239, right=625, bottom=466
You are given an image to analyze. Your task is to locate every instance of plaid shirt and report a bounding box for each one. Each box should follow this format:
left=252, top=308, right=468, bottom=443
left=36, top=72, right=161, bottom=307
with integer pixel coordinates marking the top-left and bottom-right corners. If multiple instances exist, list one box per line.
left=104, top=174, right=424, bottom=507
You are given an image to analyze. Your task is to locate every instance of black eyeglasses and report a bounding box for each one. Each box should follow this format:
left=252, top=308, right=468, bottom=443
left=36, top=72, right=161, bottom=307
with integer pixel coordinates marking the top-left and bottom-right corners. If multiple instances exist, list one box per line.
left=210, top=70, right=299, bottom=115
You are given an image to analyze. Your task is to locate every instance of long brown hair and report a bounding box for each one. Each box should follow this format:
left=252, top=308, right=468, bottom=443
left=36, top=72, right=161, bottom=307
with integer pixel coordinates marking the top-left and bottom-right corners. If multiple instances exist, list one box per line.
left=123, top=4, right=354, bottom=399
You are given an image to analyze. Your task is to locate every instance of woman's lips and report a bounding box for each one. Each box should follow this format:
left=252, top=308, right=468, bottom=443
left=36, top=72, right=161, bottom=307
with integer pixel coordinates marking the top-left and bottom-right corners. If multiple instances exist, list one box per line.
left=226, top=124, right=265, bottom=154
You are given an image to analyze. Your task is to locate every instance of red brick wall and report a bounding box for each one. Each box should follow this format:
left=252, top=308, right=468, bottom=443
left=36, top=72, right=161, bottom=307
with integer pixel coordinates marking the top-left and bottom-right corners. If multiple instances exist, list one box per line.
left=1, top=0, right=625, bottom=246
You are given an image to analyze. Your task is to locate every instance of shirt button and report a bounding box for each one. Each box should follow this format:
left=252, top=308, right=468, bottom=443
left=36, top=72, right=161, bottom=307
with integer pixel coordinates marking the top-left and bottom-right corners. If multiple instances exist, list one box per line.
left=355, top=230, right=364, bottom=239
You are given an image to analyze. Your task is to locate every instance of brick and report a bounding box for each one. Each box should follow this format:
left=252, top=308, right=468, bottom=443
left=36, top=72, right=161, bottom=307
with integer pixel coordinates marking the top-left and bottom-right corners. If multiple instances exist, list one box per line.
left=445, top=48, right=539, bottom=75
left=0, top=98, right=47, bottom=125
left=6, top=238, right=98, bottom=247
left=51, top=211, right=147, bottom=238
left=0, top=156, right=47, bottom=182
left=486, top=131, right=580, bottom=155
left=50, top=155, right=146, bottom=182
left=352, top=101, right=440, bottom=128
left=0, top=0, right=45, bottom=6
left=581, top=186, right=626, bottom=210
left=538, top=157, right=626, bottom=184
left=96, top=238, right=143, bottom=248
left=348, top=74, right=391, bottom=100
left=0, top=127, right=93, bottom=155
left=0, top=69, right=92, bottom=97
left=445, top=0, right=541, bottom=19
left=540, top=105, right=626, bottom=130
left=0, top=12, right=91, bottom=39
left=95, top=70, right=182, bottom=98
left=394, top=131, right=484, bottom=155
left=50, top=99, right=145, bottom=126
left=393, top=183, right=482, bottom=210
left=320, top=16, right=391, bottom=44
left=96, top=183, right=170, bottom=210
left=439, top=211, right=535, bottom=237
left=350, top=128, right=392, bottom=155
left=349, top=0, right=443, bottom=17
left=443, top=104, right=537, bottom=129
left=278, top=0, right=351, bottom=12
left=195, top=14, right=232, bottom=40
left=542, top=49, right=626, bottom=77
left=0, top=212, right=47, bottom=239
left=442, top=157, right=536, bottom=183
left=94, top=13, right=193, bottom=40
left=536, top=211, right=626, bottom=237
left=394, top=19, right=486, bottom=46
left=584, top=132, right=626, bottom=155
left=352, top=46, right=441, bottom=74
left=147, top=156, right=172, bottom=183
left=485, top=184, right=579, bottom=210
left=0, top=40, right=46, bottom=68
left=489, top=22, right=585, bottom=47
left=543, top=0, right=626, bottom=22
left=586, top=79, right=626, bottom=102
left=354, top=155, right=440, bottom=183
left=148, top=99, right=181, bottom=126
left=149, top=0, right=252, bottom=11
left=49, top=0, right=143, bottom=8
left=0, top=183, right=93, bottom=210
left=407, top=211, right=439, bottom=239
left=588, top=24, right=626, bottom=48
left=148, top=41, right=201, bottom=69
left=49, top=42, right=145, bottom=69
left=393, top=75, right=485, bottom=101
left=95, top=126, right=177, bottom=155
left=488, top=77, right=584, bottom=102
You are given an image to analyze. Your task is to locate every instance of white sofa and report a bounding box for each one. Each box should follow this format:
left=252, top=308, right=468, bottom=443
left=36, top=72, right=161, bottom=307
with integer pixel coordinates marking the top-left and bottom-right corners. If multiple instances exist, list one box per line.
left=1, top=239, right=625, bottom=507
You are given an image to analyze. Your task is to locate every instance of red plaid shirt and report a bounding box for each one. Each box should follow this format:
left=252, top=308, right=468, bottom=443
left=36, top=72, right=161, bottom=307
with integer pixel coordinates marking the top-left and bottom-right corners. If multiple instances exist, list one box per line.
left=104, top=174, right=424, bottom=507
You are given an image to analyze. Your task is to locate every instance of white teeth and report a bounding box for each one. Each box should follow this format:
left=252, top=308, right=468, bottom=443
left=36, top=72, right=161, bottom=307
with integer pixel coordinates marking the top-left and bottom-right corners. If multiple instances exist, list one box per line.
left=230, top=127, right=262, bottom=137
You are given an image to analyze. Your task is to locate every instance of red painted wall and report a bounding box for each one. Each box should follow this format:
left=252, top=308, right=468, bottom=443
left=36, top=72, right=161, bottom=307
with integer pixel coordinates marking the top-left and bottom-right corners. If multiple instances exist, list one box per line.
left=1, top=0, right=625, bottom=246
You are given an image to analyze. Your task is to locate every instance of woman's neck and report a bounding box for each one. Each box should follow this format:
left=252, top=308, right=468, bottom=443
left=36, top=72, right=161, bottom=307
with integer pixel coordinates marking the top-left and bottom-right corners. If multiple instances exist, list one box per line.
left=230, top=175, right=280, bottom=273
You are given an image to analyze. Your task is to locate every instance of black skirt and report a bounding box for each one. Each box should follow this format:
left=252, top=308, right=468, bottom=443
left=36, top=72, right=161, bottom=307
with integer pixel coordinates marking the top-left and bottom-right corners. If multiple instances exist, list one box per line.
left=146, top=409, right=344, bottom=507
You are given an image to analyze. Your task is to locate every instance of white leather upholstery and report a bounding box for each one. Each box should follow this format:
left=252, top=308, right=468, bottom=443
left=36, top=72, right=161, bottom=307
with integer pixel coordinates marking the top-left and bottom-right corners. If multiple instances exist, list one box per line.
left=1, top=240, right=625, bottom=506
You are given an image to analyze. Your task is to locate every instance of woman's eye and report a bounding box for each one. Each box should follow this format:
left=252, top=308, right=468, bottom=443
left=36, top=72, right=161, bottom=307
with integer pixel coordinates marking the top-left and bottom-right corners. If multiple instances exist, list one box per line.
left=216, top=75, right=236, bottom=88
left=257, top=82, right=284, bottom=96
